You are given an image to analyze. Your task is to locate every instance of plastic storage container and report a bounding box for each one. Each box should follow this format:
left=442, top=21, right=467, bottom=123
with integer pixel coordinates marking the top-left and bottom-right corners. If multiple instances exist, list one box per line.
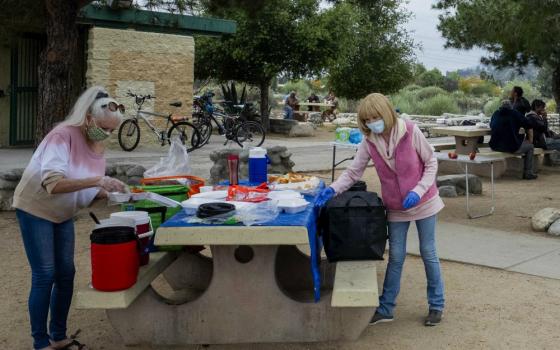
left=248, top=147, right=268, bottom=184
left=90, top=225, right=139, bottom=291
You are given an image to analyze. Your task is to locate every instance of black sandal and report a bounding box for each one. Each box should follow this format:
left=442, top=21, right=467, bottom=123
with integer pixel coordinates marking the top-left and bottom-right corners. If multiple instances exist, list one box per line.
left=55, top=330, right=89, bottom=350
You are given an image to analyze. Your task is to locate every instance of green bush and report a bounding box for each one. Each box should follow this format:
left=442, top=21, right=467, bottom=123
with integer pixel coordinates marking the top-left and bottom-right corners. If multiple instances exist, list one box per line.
left=390, top=90, right=419, bottom=114
left=278, top=80, right=313, bottom=100
left=402, top=84, right=422, bottom=92
left=483, top=98, right=501, bottom=116
left=546, top=99, right=557, bottom=113
left=418, top=94, right=460, bottom=116
left=416, top=86, right=447, bottom=100
left=502, top=80, right=539, bottom=102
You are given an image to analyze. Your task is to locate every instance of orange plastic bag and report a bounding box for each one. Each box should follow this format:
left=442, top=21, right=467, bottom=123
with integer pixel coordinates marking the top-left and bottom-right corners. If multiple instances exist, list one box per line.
left=227, top=185, right=269, bottom=202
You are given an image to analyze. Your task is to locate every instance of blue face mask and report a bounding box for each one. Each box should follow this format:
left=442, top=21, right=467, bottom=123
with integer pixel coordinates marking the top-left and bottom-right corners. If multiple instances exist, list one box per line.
left=367, top=119, right=385, bottom=134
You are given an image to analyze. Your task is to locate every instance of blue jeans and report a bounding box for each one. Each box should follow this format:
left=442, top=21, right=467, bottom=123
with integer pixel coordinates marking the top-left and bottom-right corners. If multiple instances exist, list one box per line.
left=377, top=215, right=445, bottom=316
left=16, top=209, right=76, bottom=349
left=283, top=105, right=294, bottom=119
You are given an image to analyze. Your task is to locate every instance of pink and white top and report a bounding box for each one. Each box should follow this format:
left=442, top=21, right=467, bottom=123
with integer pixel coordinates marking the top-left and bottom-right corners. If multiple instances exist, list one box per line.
left=13, top=125, right=106, bottom=223
left=330, top=119, right=444, bottom=222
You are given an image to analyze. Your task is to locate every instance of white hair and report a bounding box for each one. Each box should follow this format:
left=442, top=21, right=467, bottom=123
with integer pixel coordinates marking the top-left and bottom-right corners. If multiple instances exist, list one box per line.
left=61, top=86, right=124, bottom=127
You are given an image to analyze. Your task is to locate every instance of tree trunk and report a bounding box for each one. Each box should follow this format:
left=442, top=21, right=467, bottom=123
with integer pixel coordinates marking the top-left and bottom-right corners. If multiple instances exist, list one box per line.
left=259, top=79, right=270, bottom=132
left=36, top=0, right=81, bottom=144
left=553, top=67, right=560, bottom=113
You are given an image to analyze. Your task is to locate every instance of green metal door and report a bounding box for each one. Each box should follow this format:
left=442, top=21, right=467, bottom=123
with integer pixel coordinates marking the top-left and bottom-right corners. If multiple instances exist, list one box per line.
left=10, top=36, right=45, bottom=146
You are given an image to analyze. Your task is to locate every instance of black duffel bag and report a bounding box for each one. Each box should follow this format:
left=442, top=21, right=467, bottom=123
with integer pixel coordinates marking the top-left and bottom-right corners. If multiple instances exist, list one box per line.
left=319, top=191, right=388, bottom=262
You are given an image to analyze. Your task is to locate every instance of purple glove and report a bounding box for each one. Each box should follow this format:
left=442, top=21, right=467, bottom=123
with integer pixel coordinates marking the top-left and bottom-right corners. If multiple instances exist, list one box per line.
left=314, top=187, right=335, bottom=208
left=402, top=191, right=420, bottom=209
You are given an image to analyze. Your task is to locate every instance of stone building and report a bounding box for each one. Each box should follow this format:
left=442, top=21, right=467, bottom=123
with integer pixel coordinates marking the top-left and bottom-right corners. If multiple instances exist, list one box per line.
left=0, top=4, right=235, bottom=147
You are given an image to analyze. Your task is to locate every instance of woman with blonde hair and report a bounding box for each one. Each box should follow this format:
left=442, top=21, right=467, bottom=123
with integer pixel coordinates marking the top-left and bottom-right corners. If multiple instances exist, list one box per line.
left=315, top=93, right=445, bottom=326
left=13, top=86, right=128, bottom=349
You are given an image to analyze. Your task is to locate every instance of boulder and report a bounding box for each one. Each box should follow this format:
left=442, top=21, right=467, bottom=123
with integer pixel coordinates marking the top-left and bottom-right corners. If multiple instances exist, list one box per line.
left=437, top=174, right=482, bottom=195
left=438, top=185, right=458, bottom=198
left=0, top=168, right=24, bottom=181
left=0, top=190, right=14, bottom=211
left=546, top=151, right=560, bottom=166
left=105, top=165, right=117, bottom=176
left=289, top=123, right=315, bottom=137
left=0, top=179, right=18, bottom=190
left=532, top=208, right=560, bottom=232
left=126, top=165, right=146, bottom=177
left=547, top=219, right=560, bottom=236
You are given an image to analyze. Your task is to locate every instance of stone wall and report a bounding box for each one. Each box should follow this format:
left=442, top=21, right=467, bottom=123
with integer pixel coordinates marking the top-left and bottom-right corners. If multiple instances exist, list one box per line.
left=209, top=146, right=295, bottom=184
left=87, top=27, right=195, bottom=148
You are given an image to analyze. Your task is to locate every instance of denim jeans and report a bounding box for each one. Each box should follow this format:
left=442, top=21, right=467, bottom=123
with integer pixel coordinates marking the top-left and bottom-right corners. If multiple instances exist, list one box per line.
left=515, top=142, right=535, bottom=176
left=16, top=209, right=75, bottom=350
left=283, top=105, right=294, bottom=120
left=377, top=215, right=445, bottom=317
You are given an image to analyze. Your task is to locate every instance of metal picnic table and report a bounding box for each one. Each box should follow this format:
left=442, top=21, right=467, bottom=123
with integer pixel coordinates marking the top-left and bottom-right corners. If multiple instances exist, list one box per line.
left=103, top=191, right=379, bottom=345
left=431, top=126, right=491, bottom=155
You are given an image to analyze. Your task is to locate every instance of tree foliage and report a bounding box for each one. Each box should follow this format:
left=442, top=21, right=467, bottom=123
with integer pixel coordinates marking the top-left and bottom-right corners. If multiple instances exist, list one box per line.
left=435, top=0, right=560, bottom=110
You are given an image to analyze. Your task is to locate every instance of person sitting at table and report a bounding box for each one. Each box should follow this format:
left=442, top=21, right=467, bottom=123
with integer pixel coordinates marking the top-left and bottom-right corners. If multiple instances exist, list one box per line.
left=13, top=86, right=128, bottom=350
left=283, top=91, right=299, bottom=120
left=307, top=93, right=320, bottom=112
left=315, top=93, right=446, bottom=327
left=489, top=100, right=537, bottom=180
left=526, top=99, right=560, bottom=152
left=510, top=86, right=531, bottom=115
left=322, top=90, right=338, bottom=121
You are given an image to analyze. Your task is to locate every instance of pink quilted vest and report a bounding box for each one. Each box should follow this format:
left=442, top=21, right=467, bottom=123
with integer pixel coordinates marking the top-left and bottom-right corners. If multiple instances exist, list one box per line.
left=366, top=121, right=438, bottom=211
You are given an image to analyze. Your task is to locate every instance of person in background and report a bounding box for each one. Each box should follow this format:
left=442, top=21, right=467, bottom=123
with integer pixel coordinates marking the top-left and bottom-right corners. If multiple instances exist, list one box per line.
left=526, top=99, right=560, bottom=151
left=315, top=93, right=445, bottom=327
left=307, top=92, right=320, bottom=112
left=489, top=100, right=537, bottom=180
left=322, top=90, right=338, bottom=121
left=283, top=91, right=298, bottom=120
left=510, top=86, right=531, bottom=115
left=13, top=86, right=128, bottom=350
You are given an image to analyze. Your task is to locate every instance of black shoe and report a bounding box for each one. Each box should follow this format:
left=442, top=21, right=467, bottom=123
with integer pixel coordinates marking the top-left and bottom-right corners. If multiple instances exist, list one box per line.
left=370, top=311, right=394, bottom=325
left=424, top=309, right=443, bottom=326
left=523, top=174, right=538, bottom=180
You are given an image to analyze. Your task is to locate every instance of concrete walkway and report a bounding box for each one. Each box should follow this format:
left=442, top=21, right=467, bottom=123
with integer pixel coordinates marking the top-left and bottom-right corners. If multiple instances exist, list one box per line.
left=407, top=221, right=560, bottom=280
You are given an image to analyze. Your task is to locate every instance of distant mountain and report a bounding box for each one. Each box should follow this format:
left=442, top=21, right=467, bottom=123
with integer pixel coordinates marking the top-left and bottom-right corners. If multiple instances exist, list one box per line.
left=455, top=64, right=539, bottom=84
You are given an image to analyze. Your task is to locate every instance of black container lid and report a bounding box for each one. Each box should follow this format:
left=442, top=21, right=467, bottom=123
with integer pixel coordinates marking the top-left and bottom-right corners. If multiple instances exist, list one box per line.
left=91, top=226, right=136, bottom=244
left=197, top=202, right=236, bottom=219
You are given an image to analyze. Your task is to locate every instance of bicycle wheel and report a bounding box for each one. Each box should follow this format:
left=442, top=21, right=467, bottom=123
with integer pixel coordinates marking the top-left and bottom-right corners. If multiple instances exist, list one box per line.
left=118, top=119, right=140, bottom=151
left=235, top=121, right=266, bottom=147
left=167, top=121, right=202, bottom=152
left=192, top=114, right=212, bottom=146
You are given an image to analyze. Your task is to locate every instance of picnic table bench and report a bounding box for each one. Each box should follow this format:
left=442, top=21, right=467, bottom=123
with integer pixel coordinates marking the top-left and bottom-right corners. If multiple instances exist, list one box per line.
left=76, top=192, right=379, bottom=346
left=431, top=126, right=491, bottom=155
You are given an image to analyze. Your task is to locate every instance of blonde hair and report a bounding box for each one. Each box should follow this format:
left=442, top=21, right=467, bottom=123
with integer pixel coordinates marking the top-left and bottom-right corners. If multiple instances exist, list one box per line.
left=61, top=86, right=123, bottom=127
left=357, top=93, right=399, bottom=135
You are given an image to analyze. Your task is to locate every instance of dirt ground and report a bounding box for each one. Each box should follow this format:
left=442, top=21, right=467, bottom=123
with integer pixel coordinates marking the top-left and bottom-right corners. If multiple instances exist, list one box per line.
left=3, top=138, right=560, bottom=349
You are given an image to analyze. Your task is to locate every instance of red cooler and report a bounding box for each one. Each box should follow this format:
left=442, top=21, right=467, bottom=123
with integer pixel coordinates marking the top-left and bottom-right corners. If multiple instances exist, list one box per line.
left=111, top=211, right=153, bottom=266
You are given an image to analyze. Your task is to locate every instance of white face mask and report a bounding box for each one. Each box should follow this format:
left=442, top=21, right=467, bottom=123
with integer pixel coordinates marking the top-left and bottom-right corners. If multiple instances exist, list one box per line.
left=367, top=119, right=385, bottom=134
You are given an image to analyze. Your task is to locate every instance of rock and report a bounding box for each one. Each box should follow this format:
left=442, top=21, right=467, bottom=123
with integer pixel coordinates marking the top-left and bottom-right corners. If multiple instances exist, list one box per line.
left=546, top=151, right=560, bottom=166
left=0, top=190, right=14, bottom=211
left=308, top=113, right=323, bottom=126
left=270, top=118, right=298, bottom=135
left=532, top=208, right=560, bottom=232
left=289, top=123, right=315, bottom=137
left=0, top=168, right=23, bottom=181
left=547, top=219, right=560, bottom=236
left=437, top=174, right=482, bottom=195
left=126, top=165, right=146, bottom=177
left=0, top=179, right=18, bottom=190
left=438, top=185, right=458, bottom=198
left=105, top=165, right=117, bottom=176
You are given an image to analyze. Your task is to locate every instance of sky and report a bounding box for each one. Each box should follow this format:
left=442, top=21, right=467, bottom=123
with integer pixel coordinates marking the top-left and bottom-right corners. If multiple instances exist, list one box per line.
left=404, top=0, right=487, bottom=73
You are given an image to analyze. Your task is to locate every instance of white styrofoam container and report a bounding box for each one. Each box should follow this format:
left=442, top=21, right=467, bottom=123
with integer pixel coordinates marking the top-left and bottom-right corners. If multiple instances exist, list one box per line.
left=278, top=198, right=309, bottom=214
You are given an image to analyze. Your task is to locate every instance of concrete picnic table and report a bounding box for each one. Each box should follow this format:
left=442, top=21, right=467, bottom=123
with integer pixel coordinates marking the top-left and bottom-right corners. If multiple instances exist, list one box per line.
left=82, top=193, right=379, bottom=346
left=431, top=126, right=491, bottom=155
left=298, top=102, right=335, bottom=107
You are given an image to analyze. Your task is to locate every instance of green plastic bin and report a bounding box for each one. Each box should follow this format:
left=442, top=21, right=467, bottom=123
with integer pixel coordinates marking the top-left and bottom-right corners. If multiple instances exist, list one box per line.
left=122, top=184, right=189, bottom=251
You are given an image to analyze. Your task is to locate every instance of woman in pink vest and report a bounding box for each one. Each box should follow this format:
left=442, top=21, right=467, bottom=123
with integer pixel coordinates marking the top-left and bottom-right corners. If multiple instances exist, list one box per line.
left=315, top=93, right=445, bottom=326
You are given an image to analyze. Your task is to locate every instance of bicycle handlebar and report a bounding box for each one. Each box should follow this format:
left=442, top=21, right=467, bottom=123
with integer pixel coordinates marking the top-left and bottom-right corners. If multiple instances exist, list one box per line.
left=126, top=91, right=156, bottom=100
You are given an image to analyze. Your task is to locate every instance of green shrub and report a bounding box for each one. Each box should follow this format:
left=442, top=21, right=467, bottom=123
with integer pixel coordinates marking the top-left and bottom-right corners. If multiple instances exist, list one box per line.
left=402, top=84, right=422, bottom=92
left=483, top=98, right=501, bottom=116
left=418, top=94, right=460, bottom=116
left=416, top=86, right=447, bottom=100
left=278, top=80, right=313, bottom=99
left=502, top=80, right=539, bottom=102
left=390, top=90, right=419, bottom=114
left=546, top=99, right=557, bottom=113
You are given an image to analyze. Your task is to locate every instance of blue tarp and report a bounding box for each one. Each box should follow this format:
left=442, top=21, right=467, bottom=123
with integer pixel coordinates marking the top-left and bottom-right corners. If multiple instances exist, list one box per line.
left=160, top=184, right=325, bottom=301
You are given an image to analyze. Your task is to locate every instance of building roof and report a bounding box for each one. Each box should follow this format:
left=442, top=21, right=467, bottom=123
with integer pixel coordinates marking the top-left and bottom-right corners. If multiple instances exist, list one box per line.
left=77, top=4, right=236, bottom=36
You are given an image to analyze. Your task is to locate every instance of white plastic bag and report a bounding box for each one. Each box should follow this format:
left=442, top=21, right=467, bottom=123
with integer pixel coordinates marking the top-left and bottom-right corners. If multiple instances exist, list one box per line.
left=236, top=200, right=280, bottom=226
left=144, top=138, right=191, bottom=178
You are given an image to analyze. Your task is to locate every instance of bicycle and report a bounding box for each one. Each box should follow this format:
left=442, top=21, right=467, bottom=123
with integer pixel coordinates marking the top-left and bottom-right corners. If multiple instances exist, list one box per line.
left=118, top=92, right=201, bottom=152
left=192, top=91, right=266, bottom=148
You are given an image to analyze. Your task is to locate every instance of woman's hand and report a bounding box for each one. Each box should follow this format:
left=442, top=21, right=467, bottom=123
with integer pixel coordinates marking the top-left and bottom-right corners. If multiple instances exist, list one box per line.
left=314, top=187, right=335, bottom=208
left=97, top=176, right=128, bottom=193
left=402, top=191, right=420, bottom=209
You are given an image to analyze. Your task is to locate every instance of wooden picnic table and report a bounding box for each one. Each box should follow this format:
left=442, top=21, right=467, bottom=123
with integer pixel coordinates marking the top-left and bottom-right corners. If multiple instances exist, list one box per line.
left=431, top=126, right=491, bottom=155
left=79, top=192, right=379, bottom=346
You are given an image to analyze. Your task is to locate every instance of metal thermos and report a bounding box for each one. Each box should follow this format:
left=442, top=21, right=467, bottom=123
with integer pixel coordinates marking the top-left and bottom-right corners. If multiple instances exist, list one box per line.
left=227, top=154, right=239, bottom=185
